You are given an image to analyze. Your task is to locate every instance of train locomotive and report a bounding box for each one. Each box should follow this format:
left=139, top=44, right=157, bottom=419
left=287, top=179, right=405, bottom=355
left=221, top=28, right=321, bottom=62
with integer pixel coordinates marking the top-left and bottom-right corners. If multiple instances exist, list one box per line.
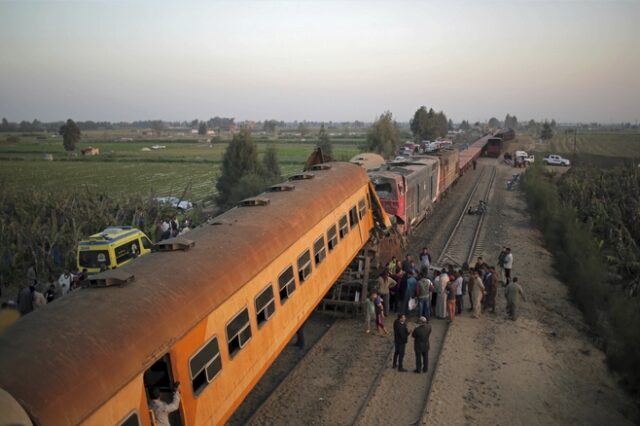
left=358, top=133, right=496, bottom=235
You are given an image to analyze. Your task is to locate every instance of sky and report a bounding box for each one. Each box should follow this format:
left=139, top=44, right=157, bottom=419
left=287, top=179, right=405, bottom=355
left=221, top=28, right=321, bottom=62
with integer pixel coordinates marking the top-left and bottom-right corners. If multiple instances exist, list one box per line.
left=0, top=0, right=638, bottom=124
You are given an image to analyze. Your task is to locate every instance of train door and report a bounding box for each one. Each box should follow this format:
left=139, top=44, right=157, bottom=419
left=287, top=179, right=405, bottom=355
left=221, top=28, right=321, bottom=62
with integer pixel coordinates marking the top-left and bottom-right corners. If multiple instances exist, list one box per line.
left=143, top=354, right=184, bottom=426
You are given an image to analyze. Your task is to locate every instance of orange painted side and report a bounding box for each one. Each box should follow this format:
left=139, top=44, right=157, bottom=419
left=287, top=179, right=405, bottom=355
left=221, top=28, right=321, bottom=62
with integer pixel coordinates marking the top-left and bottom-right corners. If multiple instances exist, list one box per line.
left=82, top=184, right=376, bottom=426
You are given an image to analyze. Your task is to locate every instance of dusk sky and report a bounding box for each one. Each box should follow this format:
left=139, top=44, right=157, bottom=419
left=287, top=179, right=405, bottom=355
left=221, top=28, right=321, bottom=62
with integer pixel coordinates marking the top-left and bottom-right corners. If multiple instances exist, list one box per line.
left=1, top=0, right=638, bottom=123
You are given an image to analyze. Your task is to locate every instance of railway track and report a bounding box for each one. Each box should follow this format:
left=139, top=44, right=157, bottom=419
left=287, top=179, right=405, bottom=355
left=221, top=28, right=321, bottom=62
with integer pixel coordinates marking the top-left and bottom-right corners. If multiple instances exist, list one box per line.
left=437, top=166, right=496, bottom=267
left=351, top=165, right=497, bottom=426
left=243, top=164, right=498, bottom=426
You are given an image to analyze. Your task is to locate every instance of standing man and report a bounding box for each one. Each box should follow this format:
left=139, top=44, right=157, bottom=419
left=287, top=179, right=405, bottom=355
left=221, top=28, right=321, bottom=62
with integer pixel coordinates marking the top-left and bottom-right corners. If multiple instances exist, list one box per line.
left=401, top=254, right=414, bottom=274
left=149, top=383, right=181, bottom=426
left=376, top=270, right=396, bottom=317
left=16, top=285, right=33, bottom=315
left=417, top=274, right=433, bottom=320
left=412, top=316, right=431, bottom=373
left=503, top=248, right=513, bottom=284
left=471, top=270, right=485, bottom=318
left=435, top=270, right=449, bottom=319
left=58, top=271, right=73, bottom=297
left=446, top=276, right=458, bottom=322
left=486, top=266, right=500, bottom=313
left=482, top=267, right=493, bottom=311
left=393, top=314, right=409, bottom=372
left=403, top=270, right=418, bottom=315
left=505, top=277, right=527, bottom=320
left=419, top=247, right=431, bottom=276
left=453, top=270, right=464, bottom=314
left=497, top=247, right=507, bottom=283
left=365, top=292, right=376, bottom=334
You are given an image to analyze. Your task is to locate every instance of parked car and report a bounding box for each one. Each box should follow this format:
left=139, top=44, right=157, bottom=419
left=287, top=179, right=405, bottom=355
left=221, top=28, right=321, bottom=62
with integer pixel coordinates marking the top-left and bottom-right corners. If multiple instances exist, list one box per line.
left=156, top=196, right=194, bottom=211
left=543, top=154, right=570, bottom=166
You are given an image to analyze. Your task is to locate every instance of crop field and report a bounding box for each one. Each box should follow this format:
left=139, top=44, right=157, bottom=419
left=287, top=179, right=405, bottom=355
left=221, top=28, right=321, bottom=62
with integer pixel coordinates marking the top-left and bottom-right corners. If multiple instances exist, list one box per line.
left=0, top=136, right=362, bottom=202
left=543, top=131, right=640, bottom=157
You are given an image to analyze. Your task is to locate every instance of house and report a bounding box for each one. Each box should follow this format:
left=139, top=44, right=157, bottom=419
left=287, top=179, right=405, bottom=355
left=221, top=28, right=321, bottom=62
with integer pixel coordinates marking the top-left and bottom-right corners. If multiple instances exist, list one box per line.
left=81, top=147, right=100, bottom=156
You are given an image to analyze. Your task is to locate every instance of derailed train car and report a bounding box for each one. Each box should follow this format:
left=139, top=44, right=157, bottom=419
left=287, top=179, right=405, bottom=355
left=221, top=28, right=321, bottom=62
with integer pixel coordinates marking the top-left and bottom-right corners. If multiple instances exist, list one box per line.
left=0, top=163, right=392, bottom=426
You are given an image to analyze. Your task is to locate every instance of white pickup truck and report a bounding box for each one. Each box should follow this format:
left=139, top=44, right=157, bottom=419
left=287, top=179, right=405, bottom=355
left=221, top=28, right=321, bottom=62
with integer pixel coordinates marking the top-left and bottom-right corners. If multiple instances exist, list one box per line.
left=515, top=151, right=535, bottom=164
left=543, top=154, right=571, bottom=166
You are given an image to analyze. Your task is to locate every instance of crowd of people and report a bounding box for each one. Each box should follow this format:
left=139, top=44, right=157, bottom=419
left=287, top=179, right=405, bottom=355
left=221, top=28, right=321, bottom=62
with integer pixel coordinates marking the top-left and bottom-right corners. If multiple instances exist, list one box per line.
left=366, top=246, right=527, bottom=373
left=0, top=267, right=90, bottom=333
left=155, top=216, right=191, bottom=242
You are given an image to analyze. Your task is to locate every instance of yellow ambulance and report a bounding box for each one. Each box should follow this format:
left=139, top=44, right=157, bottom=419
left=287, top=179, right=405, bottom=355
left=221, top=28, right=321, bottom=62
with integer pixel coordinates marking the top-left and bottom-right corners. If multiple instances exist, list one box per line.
left=76, top=226, right=153, bottom=274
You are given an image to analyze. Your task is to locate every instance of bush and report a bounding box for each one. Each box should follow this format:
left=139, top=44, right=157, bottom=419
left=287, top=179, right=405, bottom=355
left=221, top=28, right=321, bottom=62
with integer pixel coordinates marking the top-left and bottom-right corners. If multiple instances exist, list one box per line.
left=523, top=163, right=640, bottom=391
left=0, top=187, right=198, bottom=290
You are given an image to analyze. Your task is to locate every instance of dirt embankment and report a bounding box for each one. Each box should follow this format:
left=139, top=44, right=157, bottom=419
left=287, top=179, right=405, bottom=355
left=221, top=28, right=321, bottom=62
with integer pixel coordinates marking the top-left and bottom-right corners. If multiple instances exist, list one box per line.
left=424, top=162, right=638, bottom=425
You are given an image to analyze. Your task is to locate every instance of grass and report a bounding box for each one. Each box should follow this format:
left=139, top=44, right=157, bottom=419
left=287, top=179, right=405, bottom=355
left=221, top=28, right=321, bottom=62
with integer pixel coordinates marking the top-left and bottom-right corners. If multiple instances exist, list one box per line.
left=538, top=131, right=640, bottom=158
left=0, top=136, right=362, bottom=202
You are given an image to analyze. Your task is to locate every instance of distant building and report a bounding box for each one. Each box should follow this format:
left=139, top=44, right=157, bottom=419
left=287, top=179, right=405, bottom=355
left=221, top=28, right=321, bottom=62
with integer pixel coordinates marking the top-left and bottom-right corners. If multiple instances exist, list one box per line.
left=81, top=147, right=100, bottom=156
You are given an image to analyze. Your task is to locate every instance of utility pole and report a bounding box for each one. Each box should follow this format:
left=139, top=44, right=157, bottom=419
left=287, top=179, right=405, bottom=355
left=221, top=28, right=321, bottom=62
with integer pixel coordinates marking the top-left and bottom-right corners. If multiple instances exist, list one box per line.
left=573, top=127, right=577, bottom=155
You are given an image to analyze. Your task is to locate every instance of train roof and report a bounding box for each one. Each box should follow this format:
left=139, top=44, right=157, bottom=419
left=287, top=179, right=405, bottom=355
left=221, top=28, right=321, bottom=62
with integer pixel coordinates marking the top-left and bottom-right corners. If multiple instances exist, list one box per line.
left=0, top=162, right=371, bottom=426
left=349, top=153, right=386, bottom=171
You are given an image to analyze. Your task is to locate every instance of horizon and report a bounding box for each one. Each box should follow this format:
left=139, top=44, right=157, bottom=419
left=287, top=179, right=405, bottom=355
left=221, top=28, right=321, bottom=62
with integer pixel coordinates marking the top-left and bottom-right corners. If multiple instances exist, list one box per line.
left=1, top=0, right=638, bottom=124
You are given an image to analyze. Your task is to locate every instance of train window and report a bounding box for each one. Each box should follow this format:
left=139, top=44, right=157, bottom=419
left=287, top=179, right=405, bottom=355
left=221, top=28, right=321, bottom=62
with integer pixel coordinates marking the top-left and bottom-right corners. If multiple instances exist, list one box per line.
left=327, top=225, right=338, bottom=252
left=255, top=284, right=276, bottom=327
left=226, top=308, right=252, bottom=358
left=339, top=215, right=349, bottom=239
left=278, top=266, right=296, bottom=303
left=313, top=236, right=326, bottom=266
left=118, top=411, right=140, bottom=426
left=349, top=206, right=359, bottom=227
left=358, top=199, right=366, bottom=219
left=297, top=250, right=312, bottom=283
left=189, top=336, right=222, bottom=396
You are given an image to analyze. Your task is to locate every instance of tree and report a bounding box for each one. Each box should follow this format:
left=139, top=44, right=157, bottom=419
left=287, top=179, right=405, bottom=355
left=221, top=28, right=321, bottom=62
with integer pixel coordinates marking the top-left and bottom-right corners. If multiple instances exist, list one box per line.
left=459, top=120, right=471, bottom=131
left=448, top=119, right=454, bottom=131
left=365, top=111, right=400, bottom=158
left=488, top=117, right=501, bottom=128
left=298, top=122, right=309, bottom=137
left=263, top=119, right=279, bottom=134
left=59, top=119, right=81, bottom=151
left=262, top=144, right=281, bottom=180
left=410, top=106, right=448, bottom=141
left=150, top=120, right=165, bottom=136
left=215, top=127, right=261, bottom=209
left=198, top=121, right=207, bottom=135
left=410, top=106, right=429, bottom=141
left=541, top=121, right=554, bottom=140
left=317, top=123, right=333, bottom=157
left=551, top=119, right=557, bottom=128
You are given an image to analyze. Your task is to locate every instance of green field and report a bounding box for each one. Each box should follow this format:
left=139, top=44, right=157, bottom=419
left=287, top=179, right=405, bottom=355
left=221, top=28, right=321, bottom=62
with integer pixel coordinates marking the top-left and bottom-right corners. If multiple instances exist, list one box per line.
left=0, top=135, right=362, bottom=202
left=542, top=131, right=640, bottom=157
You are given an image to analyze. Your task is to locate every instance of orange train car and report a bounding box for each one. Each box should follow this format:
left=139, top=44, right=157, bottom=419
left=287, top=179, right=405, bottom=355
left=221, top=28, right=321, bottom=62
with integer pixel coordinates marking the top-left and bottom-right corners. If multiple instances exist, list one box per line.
left=0, top=162, right=391, bottom=426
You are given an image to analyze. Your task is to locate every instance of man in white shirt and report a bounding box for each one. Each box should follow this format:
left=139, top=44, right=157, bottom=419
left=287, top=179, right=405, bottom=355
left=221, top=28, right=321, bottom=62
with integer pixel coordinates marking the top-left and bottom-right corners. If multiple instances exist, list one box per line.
left=503, top=248, right=513, bottom=284
left=150, top=384, right=181, bottom=426
left=58, top=271, right=73, bottom=296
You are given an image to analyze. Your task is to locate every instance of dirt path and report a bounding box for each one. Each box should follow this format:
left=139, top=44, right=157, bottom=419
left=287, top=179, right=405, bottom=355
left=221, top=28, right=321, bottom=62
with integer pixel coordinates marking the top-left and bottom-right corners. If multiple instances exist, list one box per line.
left=423, top=161, right=638, bottom=425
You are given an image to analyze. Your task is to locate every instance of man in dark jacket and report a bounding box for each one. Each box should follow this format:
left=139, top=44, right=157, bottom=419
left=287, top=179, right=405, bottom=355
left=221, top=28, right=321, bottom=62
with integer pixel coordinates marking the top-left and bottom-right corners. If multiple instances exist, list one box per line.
left=412, top=316, right=432, bottom=373
left=392, top=313, right=409, bottom=372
